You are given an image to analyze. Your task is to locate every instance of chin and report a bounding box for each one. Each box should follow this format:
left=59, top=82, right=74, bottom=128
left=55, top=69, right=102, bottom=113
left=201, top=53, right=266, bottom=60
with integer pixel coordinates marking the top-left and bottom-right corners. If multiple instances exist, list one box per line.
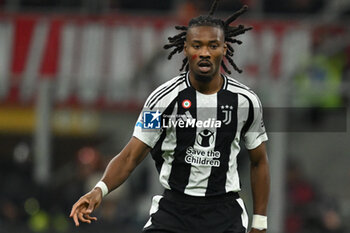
left=193, top=68, right=215, bottom=82
left=194, top=73, right=212, bottom=83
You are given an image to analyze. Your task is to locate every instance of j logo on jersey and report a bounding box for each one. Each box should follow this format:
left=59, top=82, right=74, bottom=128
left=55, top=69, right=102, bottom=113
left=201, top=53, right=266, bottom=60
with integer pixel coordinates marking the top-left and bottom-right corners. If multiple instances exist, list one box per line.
left=142, top=110, right=161, bottom=129
left=221, top=105, right=233, bottom=125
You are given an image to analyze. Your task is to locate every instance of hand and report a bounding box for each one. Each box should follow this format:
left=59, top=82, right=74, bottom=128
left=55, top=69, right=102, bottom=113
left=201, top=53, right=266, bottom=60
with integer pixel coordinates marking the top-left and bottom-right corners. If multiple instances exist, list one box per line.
left=249, top=229, right=266, bottom=233
left=69, top=188, right=103, bottom=226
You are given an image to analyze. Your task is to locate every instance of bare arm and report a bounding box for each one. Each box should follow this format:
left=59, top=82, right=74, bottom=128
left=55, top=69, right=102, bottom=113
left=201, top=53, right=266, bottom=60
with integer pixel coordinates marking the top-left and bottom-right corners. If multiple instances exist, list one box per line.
left=248, top=142, right=270, bottom=233
left=101, top=136, right=151, bottom=192
left=69, top=136, right=151, bottom=226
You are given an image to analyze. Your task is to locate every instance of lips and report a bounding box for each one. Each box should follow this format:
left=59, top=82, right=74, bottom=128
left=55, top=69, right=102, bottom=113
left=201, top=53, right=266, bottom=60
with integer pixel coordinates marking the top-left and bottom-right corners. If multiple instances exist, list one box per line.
left=197, top=60, right=212, bottom=73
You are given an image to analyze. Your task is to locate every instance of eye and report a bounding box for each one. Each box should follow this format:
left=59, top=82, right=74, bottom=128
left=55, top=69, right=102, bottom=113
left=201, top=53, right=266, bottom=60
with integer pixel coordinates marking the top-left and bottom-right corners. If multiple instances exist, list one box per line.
left=192, top=44, right=200, bottom=49
left=210, top=44, right=218, bottom=49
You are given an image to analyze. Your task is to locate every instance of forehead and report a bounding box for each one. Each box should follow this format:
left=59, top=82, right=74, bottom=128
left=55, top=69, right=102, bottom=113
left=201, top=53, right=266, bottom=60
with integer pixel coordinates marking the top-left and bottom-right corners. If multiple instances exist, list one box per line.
left=186, top=26, right=224, bottom=42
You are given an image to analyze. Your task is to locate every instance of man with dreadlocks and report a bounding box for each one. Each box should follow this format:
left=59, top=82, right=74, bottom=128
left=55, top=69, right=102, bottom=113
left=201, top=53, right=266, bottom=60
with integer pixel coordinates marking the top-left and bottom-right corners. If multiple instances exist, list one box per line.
left=70, top=1, right=269, bottom=233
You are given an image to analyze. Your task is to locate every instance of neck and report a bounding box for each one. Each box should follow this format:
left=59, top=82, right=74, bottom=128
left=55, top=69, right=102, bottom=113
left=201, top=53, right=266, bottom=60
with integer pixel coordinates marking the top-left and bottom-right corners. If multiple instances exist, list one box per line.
left=189, top=72, right=223, bottom=94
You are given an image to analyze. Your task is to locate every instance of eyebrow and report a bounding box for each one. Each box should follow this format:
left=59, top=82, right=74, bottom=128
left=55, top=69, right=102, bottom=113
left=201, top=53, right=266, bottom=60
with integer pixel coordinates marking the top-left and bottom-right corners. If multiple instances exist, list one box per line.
left=191, top=40, right=220, bottom=43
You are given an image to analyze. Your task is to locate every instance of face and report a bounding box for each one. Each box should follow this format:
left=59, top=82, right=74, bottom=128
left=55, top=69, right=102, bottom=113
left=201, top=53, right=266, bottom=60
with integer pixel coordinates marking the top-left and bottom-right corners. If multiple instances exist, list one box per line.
left=184, top=26, right=227, bottom=82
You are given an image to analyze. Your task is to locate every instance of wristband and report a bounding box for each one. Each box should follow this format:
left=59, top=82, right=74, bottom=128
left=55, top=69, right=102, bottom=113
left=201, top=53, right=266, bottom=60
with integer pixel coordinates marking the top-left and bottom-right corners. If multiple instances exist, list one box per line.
left=94, top=181, right=109, bottom=197
left=252, top=214, right=267, bottom=230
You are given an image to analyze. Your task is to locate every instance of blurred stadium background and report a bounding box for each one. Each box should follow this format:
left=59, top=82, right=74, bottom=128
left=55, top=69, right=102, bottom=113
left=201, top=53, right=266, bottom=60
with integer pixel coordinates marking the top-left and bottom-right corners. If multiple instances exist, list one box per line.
left=0, top=0, right=349, bottom=232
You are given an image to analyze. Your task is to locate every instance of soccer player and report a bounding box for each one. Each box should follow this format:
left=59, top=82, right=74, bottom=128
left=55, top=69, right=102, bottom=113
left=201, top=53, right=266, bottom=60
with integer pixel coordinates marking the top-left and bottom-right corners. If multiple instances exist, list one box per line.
left=70, top=2, right=270, bottom=233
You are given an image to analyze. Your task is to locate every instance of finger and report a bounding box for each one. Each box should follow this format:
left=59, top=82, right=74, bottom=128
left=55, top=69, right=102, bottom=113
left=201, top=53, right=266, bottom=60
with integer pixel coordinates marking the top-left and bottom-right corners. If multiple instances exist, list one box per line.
left=72, top=206, right=87, bottom=226
left=70, top=203, right=79, bottom=217
left=70, top=199, right=87, bottom=217
left=83, top=214, right=98, bottom=223
left=78, top=212, right=92, bottom=224
left=84, top=215, right=98, bottom=221
left=72, top=212, right=80, bottom=226
left=86, top=199, right=95, bottom=214
left=78, top=212, right=89, bottom=223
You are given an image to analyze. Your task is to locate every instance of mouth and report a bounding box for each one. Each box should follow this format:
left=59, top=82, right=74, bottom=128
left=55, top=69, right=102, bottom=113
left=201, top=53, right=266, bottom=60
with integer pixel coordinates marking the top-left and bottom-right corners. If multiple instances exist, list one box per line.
left=197, top=60, right=212, bottom=73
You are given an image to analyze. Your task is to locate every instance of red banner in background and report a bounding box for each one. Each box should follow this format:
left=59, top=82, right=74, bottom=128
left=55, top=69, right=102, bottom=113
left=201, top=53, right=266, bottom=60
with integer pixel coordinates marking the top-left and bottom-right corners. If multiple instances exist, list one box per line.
left=0, top=14, right=348, bottom=109
left=40, top=19, right=63, bottom=78
left=11, top=16, right=37, bottom=76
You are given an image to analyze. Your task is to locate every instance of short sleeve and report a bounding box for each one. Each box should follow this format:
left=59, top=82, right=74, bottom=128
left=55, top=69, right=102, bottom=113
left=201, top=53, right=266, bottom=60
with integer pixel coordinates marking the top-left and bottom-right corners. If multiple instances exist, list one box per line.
left=132, top=83, right=169, bottom=149
left=133, top=104, right=164, bottom=148
left=244, top=95, right=268, bottom=150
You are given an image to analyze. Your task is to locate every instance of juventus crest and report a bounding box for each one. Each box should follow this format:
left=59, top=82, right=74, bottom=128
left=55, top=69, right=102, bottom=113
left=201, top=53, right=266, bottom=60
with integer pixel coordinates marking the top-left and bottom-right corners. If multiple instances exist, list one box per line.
left=221, top=105, right=234, bottom=125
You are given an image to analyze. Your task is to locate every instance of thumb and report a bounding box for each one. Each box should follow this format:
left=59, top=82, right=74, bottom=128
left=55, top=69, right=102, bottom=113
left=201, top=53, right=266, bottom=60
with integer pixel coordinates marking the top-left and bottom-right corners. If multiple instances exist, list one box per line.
left=86, top=201, right=95, bottom=214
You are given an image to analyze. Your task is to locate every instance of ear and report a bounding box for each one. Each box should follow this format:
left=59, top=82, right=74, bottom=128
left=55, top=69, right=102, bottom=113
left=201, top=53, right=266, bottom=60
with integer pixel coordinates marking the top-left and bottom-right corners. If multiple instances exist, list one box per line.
left=223, top=43, right=227, bottom=56
left=184, top=41, right=188, bottom=56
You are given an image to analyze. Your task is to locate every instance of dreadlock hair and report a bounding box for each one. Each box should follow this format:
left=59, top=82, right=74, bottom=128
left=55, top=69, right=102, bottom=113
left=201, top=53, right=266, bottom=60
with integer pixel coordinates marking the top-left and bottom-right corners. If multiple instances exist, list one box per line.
left=164, top=0, right=252, bottom=74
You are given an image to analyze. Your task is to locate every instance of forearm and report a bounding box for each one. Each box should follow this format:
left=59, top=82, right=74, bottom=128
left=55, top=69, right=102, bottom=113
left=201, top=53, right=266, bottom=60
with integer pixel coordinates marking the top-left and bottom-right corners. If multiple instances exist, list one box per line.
left=100, top=154, right=136, bottom=192
left=250, top=159, right=270, bottom=215
left=98, top=137, right=150, bottom=193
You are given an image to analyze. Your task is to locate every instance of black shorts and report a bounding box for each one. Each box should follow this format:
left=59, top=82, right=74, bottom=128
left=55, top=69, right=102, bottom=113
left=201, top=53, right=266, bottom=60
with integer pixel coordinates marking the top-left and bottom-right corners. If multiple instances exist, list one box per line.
left=142, top=190, right=248, bottom=233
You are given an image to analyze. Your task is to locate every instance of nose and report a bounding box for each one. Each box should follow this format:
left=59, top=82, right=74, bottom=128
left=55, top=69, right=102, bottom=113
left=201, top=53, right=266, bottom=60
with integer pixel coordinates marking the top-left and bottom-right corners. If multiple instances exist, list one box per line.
left=199, top=46, right=210, bottom=58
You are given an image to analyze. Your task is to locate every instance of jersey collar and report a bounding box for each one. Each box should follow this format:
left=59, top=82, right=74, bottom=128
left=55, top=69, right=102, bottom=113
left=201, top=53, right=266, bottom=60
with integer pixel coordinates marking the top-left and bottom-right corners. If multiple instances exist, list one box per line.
left=185, top=71, right=228, bottom=91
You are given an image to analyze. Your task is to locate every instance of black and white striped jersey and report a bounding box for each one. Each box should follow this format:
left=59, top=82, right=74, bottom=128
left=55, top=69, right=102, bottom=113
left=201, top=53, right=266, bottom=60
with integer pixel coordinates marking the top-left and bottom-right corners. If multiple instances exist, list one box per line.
left=133, top=72, right=268, bottom=197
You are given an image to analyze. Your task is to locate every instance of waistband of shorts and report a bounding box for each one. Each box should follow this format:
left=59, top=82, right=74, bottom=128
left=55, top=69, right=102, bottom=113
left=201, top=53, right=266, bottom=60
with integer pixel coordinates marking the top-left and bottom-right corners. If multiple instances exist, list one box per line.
left=163, top=189, right=239, bottom=204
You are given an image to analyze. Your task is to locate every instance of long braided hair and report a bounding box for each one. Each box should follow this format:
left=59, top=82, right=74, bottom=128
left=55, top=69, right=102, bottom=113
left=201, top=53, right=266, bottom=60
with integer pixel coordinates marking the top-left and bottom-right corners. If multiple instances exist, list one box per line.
left=164, top=0, right=251, bottom=74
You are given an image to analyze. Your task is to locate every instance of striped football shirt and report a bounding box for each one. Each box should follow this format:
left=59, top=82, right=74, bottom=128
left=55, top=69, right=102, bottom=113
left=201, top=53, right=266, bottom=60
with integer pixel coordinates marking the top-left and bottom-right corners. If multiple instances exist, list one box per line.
left=133, top=72, right=268, bottom=196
